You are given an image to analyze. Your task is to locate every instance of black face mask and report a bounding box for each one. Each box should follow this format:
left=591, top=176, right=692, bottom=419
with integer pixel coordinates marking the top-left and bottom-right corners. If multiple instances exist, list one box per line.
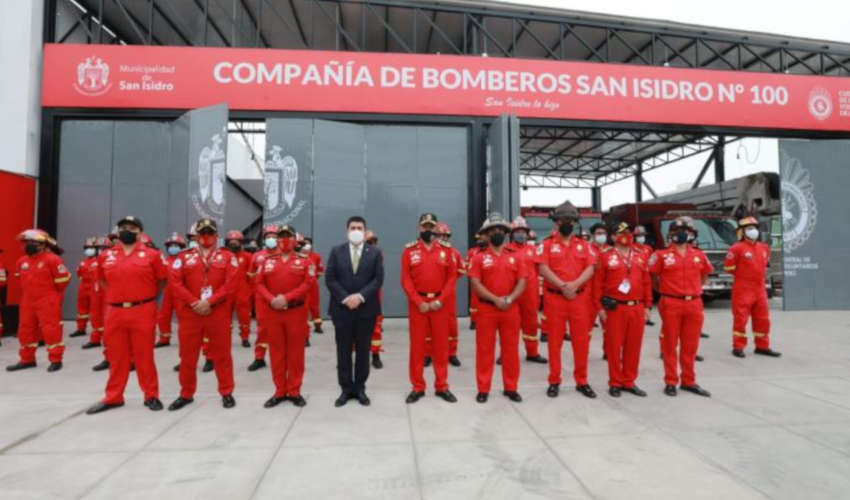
left=24, top=243, right=40, bottom=256
left=227, top=243, right=241, bottom=253
left=512, top=233, right=527, bottom=244
left=118, top=230, right=138, bottom=245
left=420, top=230, right=435, bottom=243
left=672, top=230, right=689, bottom=244
left=558, top=222, right=574, bottom=237
left=489, top=232, right=506, bottom=247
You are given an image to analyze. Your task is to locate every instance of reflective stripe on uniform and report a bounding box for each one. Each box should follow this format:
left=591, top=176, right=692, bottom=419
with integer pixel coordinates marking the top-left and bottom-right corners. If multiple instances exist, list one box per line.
left=733, top=331, right=748, bottom=337
left=54, top=276, right=71, bottom=283
left=46, top=342, right=65, bottom=349
left=723, top=266, right=736, bottom=272
left=76, top=314, right=90, bottom=319
left=256, top=342, right=268, bottom=348
left=523, top=335, right=538, bottom=341
left=202, top=337, right=209, bottom=343
left=25, top=342, right=39, bottom=348
left=753, top=332, right=767, bottom=338
left=371, top=340, right=382, bottom=346
left=312, top=318, right=322, bottom=324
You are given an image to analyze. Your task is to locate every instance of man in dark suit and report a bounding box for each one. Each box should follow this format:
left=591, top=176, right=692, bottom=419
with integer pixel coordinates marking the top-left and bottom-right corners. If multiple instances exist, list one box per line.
left=325, top=216, right=384, bottom=407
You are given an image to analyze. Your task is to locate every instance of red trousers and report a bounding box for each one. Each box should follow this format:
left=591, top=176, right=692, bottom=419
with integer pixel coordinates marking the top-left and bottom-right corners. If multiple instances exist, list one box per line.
left=469, top=293, right=479, bottom=325
left=263, top=306, right=307, bottom=397
left=102, top=302, right=159, bottom=404
left=604, top=304, right=645, bottom=388
left=543, top=291, right=593, bottom=386
left=177, top=307, right=235, bottom=398
left=307, top=281, right=322, bottom=327
left=233, top=285, right=252, bottom=341
left=659, top=297, right=703, bottom=386
left=18, top=294, right=64, bottom=364
left=156, top=285, right=174, bottom=344
left=427, top=293, right=459, bottom=357
left=76, top=284, right=93, bottom=331
left=254, top=294, right=268, bottom=360
left=371, top=314, right=384, bottom=353
left=408, top=303, right=450, bottom=392
left=476, top=308, right=520, bottom=393
left=732, top=290, right=771, bottom=350
left=90, top=290, right=105, bottom=344
left=517, top=288, right=540, bottom=357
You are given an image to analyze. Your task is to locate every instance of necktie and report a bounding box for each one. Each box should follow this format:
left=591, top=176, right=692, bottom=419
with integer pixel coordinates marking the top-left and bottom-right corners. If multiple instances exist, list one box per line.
left=352, top=247, right=360, bottom=273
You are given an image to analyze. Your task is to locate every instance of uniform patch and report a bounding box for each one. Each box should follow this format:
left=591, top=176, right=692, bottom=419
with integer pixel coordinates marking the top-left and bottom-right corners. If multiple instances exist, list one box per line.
left=744, top=251, right=753, bottom=260
left=726, top=251, right=735, bottom=260
left=231, top=256, right=238, bottom=267
left=509, top=257, right=515, bottom=265
left=536, top=244, right=544, bottom=255
left=410, top=251, right=422, bottom=265
left=482, top=255, right=494, bottom=268
left=576, top=244, right=583, bottom=251
left=172, top=259, right=182, bottom=270
left=57, top=264, right=67, bottom=274
left=663, top=254, right=676, bottom=266
left=139, top=252, right=146, bottom=258
left=551, top=245, right=561, bottom=253
left=37, top=262, right=44, bottom=269
left=21, top=262, right=29, bottom=271
left=693, top=256, right=701, bottom=263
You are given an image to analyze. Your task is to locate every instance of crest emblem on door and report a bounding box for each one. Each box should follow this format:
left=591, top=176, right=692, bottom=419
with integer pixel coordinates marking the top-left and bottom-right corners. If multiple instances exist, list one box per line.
left=264, top=145, right=299, bottom=218
left=193, top=131, right=226, bottom=221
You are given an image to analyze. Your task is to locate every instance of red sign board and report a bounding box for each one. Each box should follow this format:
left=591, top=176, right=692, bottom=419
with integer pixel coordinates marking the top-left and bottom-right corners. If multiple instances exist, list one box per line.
left=42, top=43, right=850, bottom=132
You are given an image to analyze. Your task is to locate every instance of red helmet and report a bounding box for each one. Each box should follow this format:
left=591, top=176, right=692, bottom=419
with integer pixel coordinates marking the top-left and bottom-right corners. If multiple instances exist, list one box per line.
left=262, top=224, right=280, bottom=237
left=139, top=233, right=156, bottom=248
left=510, top=216, right=530, bottom=231
left=225, top=230, right=244, bottom=242
left=434, top=222, right=450, bottom=236
left=165, top=232, right=187, bottom=248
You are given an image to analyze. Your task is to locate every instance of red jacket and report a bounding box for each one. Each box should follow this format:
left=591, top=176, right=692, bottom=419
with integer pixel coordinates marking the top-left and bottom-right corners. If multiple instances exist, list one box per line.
left=649, top=245, right=713, bottom=297
left=400, top=239, right=457, bottom=307
left=168, top=247, right=238, bottom=309
left=724, top=240, right=770, bottom=296
left=593, top=247, right=653, bottom=308
left=254, top=251, right=315, bottom=307
left=16, top=251, right=71, bottom=300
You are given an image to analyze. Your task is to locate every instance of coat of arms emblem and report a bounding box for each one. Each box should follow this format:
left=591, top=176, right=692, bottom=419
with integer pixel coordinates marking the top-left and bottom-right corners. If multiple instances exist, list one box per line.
left=264, top=145, right=298, bottom=218
left=74, top=56, right=111, bottom=96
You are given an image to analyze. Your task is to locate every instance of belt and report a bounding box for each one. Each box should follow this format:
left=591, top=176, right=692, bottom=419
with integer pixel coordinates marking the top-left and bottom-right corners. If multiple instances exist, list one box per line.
left=605, top=297, right=641, bottom=306
left=661, top=293, right=699, bottom=301
left=418, top=292, right=441, bottom=299
left=109, top=296, right=156, bottom=308
left=545, top=286, right=585, bottom=295
left=287, top=300, right=305, bottom=308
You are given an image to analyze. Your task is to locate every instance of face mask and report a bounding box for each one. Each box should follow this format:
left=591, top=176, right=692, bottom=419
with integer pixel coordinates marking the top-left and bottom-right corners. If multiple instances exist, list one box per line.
left=227, top=243, right=241, bottom=253
left=745, top=228, right=760, bottom=240
left=512, top=233, right=527, bottom=244
left=264, top=237, right=278, bottom=249
left=687, top=233, right=695, bottom=242
left=672, top=230, right=689, bottom=245
left=419, top=230, right=435, bottom=243
left=616, top=234, right=634, bottom=247
left=348, top=229, right=365, bottom=245
left=199, top=234, right=217, bottom=249
left=594, top=234, right=607, bottom=245
left=118, top=230, right=138, bottom=245
left=489, top=232, right=506, bottom=247
left=303, top=244, right=312, bottom=252
left=635, top=236, right=646, bottom=245
left=84, top=248, right=96, bottom=257
left=279, top=238, right=296, bottom=253
left=24, top=243, right=40, bottom=256
left=188, top=241, right=199, bottom=249
left=558, top=222, right=573, bottom=237
left=167, top=245, right=180, bottom=256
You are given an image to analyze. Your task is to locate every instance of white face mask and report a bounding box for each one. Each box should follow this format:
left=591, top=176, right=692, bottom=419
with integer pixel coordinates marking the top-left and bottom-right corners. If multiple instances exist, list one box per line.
left=84, top=248, right=96, bottom=257
left=188, top=241, right=199, bottom=249
left=302, top=244, right=312, bottom=252
left=264, top=237, right=277, bottom=249
left=635, top=236, right=646, bottom=245
left=594, top=234, right=607, bottom=245
left=348, top=229, right=365, bottom=245
left=744, top=228, right=760, bottom=240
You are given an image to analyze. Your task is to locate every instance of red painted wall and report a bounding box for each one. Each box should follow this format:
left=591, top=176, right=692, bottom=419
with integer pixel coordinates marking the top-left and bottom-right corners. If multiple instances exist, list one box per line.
left=0, top=171, right=37, bottom=305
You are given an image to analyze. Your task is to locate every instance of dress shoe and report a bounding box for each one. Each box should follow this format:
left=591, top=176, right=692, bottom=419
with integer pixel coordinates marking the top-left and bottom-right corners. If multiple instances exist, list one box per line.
left=264, top=396, right=286, bottom=408
left=241, top=339, right=251, bottom=348
left=6, top=362, right=36, bottom=372
left=335, top=392, right=352, bottom=407
left=168, top=397, right=193, bottom=411
left=202, top=359, right=214, bottom=372
left=154, top=340, right=170, bottom=348
left=435, top=390, right=458, bottom=403
left=449, top=356, right=461, bottom=367
left=732, top=349, right=746, bottom=358
left=496, top=357, right=502, bottom=366
left=476, top=392, right=489, bottom=403
left=503, top=391, right=522, bottom=402
left=540, top=333, right=548, bottom=343
left=47, top=362, right=63, bottom=373
left=247, top=359, right=266, bottom=371
left=622, top=386, right=647, bottom=397
left=526, top=354, right=547, bottom=364
left=424, top=356, right=432, bottom=367
left=81, top=341, right=101, bottom=350
left=695, top=355, right=704, bottom=362
left=70, top=330, right=86, bottom=338
left=700, top=332, right=710, bottom=338
left=86, top=401, right=124, bottom=415
left=576, top=385, right=597, bottom=399
left=92, top=360, right=110, bottom=371
left=546, top=384, right=560, bottom=398
left=645, top=319, right=656, bottom=326
left=144, top=398, right=164, bottom=411
left=372, top=353, right=383, bottom=369
left=680, top=384, right=711, bottom=397
left=290, top=395, right=307, bottom=407
left=664, top=385, right=678, bottom=396
left=406, top=391, right=425, bottom=404
left=314, top=324, right=324, bottom=334
left=608, top=386, right=622, bottom=397
left=754, top=348, right=781, bottom=357
left=222, top=394, right=236, bottom=408
left=356, top=391, right=371, bottom=406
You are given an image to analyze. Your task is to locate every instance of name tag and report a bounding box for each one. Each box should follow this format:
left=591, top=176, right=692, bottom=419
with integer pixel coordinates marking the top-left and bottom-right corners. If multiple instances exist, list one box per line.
left=617, top=278, right=631, bottom=294
left=200, top=286, right=213, bottom=301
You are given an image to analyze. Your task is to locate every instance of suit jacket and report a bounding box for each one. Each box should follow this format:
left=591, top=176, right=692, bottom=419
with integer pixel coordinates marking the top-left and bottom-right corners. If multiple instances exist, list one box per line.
left=325, top=242, right=384, bottom=320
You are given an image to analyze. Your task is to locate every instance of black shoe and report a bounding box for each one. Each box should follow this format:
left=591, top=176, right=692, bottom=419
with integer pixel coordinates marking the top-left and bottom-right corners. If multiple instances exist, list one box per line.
left=576, top=385, right=597, bottom=399
left=564, top=333, right=571, bottom=341
left=496, top=357, right=502, bottom=366
left=241, top=339, right=251, bottom=348
left=609, top=386, right=622, bottom=397
left=202, top=359, right=214, bottom=372
left=754, top=348, right=782, bottom=358
left=335, top=392, right=352, bottom=407
left=92, top=360, right=110, bottom=371
left=405, top=391, right=425, bottom=404
left=291, top=395, right=307, bottom=407
left=476, top=392, right=488, bottom=403
left=424, top=356, right=432, bottom=367
left=622, top=386, right=647, bottom=397
left=469, top=322, right=476, bottom=330
left=526, top=354, right=547, bottom=364
left=314, top=324, right=324, bottom=334
left=154, top=340, right=170, bottom=348
left=546, top=384, right=560, bottom=398
left=372, top=353, right=383, bottom=369
left=700, top=332, right=710, bottom=338
left=503, top=391, right=522, bottom=402
left=680, top=384, right=711, bottom=397
left=144, top=398, right=164, bottom=411
left=356, top=390, right=371, bottom=406
left=70, top=330, right=86, bottom=338
left=695, top=355, right=704, bottom=362
left=645, top=319, right=656, bottom=326
left=264, top=396, right=286, bottom=408
left=86, top=401, right=124, bottom=415
left=222, top=394, right=236, bottom=408
left=540, top=333, right=548, bottom=343
left=81, top=341, right=101, bottom=350
left=47, top=362, right=63, bottom=372
left=168, top=397, right=193, bottom=411
left=305, top=338, right=310, bottom=347
left=247, top=359, right=266, bottom=372
left=435, top=390, right=457, bottom=403
left=602, top=353, right=608, bottom=360
left=173, top=364, right=180, bottom=372
left=38, top=340, right=45, bottom=347
left=664, top=385, right=678, bottom=396
left=449, top=356, right=461, bottom=367
left=6, top=362, right=36, bottom=372
left=732, top=349, right=746, bottom=358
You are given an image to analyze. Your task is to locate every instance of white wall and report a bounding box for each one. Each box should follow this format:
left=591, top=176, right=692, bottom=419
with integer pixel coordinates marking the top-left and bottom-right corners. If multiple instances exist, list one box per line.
left=0, top=0, right=44, bottom=177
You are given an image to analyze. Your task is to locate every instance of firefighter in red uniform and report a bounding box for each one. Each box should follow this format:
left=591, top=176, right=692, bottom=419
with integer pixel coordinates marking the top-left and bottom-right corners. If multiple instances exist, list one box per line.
left=536, top=201, right=598, bottom=399
left=6, top=230, right=70, bottom=373
left=469, top=214, right=526, bottom=403
left=401, top=213, right=458, bottom=404
left=508, top=217, right=546, bottom=364
left=155, top=233, right=186, bottom=348
left=594, top=223, right=652, bottom=397
left=167, top=218, right=238, bottom=411
left=725, top=216, right=781, bottom=359
left=649, top=219, right=713, bottom=398
left=257, top=225, right=314, bottom=408
left=70, top=237, right=98, bottom=338
left=300, top=236, right=325, bottom=335
left=247, top=225, right=280, bottom=372
left=434, top=222, right=465, bottom=367
left=86, top=216, right=167, bottom=414
left=589, top=223, right=611, bottom=359
left=90, top=236, right=111, bottom=371
left=633, top=225, right=656, bottom=327
left=365, top=230, right=385, bottom=369
left=224, top=230, right=254, bottom=348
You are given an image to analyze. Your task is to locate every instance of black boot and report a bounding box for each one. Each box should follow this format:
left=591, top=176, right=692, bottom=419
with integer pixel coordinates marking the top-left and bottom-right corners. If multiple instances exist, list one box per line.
left=6, top=362, right=37, bottom=372
left=47, top=362, right=63, bottom=372
left=168, top=397, right=193, bottom=411
left=754, top=348, right=782, bottom=357
left=540, top=333, right=548, bottom=343
left=81, top=341, right=101, bottom=350
left=371, top=353, right=383, bottom=369
left=680, top=384, right=711, bottom=397
left=92, top=360, right=110, bottom=371
left=449, top=356, right=461, bottom=367
left=732, top=349, right=746, bottom=358
left=247, top=359, right=266, bottom=371
left=424, top=356, right=432, bottom=367
left=526, top=354, right=547, bottom=364
left=241, top=339, right=251, bottom=348
left=70, top=330, right=87, bottom=338
left=314, top=323, right=324, bottom=334
left=202, top=359, right=214, bottom=372
left=546, top=384, right=560, bottom=398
